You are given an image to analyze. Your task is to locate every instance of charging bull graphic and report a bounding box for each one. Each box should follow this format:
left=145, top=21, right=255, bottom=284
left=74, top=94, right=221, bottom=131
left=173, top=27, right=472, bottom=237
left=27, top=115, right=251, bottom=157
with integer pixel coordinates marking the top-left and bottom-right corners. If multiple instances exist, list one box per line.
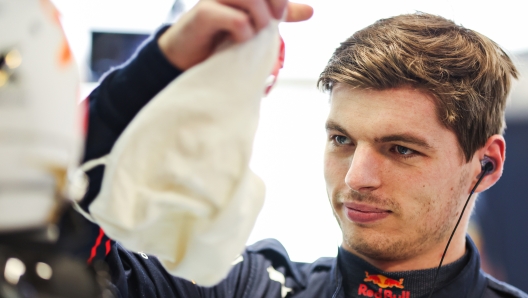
left=364, top=272, right=404, bottom=289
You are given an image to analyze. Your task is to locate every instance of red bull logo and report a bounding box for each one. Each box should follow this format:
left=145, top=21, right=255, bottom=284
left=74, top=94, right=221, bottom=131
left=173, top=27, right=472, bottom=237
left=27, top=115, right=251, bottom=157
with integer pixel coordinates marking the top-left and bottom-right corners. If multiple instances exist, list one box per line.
left=359, top=272, right=410, bottom=298
left=364, top=271, right=404, bottom=289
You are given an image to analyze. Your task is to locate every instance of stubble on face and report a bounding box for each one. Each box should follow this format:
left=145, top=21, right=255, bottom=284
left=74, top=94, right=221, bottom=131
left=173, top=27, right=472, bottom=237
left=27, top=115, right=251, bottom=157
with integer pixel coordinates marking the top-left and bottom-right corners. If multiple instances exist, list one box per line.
left=335, top=166, right=470, bottom=263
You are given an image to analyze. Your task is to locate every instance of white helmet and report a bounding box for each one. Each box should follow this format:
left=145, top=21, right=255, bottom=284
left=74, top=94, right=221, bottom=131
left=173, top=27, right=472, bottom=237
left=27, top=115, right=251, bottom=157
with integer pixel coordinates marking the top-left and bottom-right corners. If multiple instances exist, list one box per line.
left=0, top=0, right=82, bottom=231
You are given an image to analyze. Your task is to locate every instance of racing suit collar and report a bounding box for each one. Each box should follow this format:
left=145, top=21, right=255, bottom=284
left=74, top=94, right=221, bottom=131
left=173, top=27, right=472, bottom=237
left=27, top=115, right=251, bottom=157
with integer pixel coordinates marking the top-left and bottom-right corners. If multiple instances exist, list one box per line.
left=331, top=235, right=487, bottom=298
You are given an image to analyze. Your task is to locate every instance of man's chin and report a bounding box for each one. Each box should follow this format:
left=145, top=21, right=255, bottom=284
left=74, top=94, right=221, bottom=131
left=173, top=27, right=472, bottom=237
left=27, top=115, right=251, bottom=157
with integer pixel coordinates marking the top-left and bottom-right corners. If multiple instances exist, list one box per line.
left=342, top=230, right=420, bottom=262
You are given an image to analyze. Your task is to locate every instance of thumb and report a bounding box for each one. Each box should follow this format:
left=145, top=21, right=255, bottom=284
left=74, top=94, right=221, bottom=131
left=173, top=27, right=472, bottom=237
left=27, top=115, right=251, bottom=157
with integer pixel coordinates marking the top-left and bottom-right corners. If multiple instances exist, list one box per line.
left=284, top=2, right=313, bottom=22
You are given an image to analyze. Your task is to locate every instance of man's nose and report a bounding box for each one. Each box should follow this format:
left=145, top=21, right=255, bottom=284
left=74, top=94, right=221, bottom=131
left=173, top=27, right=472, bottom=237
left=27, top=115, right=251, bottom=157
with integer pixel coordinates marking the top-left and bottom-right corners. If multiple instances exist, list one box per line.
left=344, top=145, right=382, bottom=192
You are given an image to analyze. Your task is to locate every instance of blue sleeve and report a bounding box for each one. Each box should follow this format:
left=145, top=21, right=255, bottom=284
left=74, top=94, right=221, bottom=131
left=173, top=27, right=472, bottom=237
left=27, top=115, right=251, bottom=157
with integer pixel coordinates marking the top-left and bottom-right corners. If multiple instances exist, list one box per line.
left=104, top=239, right=307, bottom=298
left=79, top=26, right=183, bottom=211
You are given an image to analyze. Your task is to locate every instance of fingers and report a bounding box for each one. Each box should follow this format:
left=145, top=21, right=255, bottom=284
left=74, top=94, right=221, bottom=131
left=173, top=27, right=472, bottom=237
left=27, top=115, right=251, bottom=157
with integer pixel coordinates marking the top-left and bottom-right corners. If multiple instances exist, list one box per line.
left=202, top=2, right=255, bottom=43
left=215, top=0, right=273, bottom=32
left=227, top=0, right=314, bottom=24
left=158, top=0, right=313, bottom=71
left=158, top=1, right=256, bottom=70
left=285, top=2, right=314, bottom=22
left=267, top=0, right=288, bottom=19
left=209, top=0, right=313, bottom=28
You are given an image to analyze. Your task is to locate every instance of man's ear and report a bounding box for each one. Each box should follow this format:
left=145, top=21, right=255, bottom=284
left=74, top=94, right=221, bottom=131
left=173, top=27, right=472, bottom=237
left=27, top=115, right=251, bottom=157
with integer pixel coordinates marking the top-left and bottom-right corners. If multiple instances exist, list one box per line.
left=471, top=135, right=506, bottom=193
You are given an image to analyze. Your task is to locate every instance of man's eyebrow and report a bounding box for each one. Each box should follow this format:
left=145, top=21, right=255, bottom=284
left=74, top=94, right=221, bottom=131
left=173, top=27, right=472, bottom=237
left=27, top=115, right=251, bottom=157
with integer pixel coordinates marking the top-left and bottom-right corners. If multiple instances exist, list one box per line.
left=325, top=121, right=348, bottom=135
left=325, top=121, right=434, bottom=150
left=375, top=134, right=433, bottom=149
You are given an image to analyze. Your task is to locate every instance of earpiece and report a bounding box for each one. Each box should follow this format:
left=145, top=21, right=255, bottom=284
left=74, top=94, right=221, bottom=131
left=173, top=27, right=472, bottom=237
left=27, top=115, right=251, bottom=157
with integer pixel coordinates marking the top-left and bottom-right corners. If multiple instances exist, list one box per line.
left=480, top=156, right=495, bottom=175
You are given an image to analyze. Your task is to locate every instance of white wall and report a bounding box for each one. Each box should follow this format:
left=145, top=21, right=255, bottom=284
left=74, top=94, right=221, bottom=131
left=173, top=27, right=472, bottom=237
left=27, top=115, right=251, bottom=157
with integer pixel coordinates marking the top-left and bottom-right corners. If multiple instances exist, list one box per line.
left=248, top=80, right=341, bottom=260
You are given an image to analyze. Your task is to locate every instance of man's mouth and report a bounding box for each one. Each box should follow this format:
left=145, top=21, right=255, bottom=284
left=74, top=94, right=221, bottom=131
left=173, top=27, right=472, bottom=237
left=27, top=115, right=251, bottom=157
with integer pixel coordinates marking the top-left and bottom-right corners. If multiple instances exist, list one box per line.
left=343, top=202, right=392, bottom=223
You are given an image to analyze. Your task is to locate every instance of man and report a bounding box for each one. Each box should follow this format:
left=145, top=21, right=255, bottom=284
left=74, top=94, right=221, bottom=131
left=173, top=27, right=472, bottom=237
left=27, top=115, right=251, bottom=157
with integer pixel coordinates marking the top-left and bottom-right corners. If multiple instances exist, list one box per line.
left=317, top=13, right=520, bottom=297
left=78, top=0, right=526, bottom=297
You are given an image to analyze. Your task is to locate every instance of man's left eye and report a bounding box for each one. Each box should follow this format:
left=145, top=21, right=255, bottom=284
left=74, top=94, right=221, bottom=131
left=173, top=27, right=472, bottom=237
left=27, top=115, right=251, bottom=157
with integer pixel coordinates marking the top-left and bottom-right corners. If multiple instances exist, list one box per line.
left=395, top=145, right=414, bottom=155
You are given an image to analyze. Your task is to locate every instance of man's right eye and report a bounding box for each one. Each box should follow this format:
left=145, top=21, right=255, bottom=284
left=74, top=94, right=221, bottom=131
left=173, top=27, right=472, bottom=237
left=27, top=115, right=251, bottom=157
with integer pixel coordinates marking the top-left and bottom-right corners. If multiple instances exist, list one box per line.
left=332, top=135, right=351, bottom=145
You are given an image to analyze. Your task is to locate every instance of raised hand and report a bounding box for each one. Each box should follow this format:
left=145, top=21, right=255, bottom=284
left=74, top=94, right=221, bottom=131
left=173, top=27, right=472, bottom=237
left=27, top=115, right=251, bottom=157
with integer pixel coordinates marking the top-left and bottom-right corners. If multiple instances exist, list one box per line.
left=158, top=0, right=313, bottom=70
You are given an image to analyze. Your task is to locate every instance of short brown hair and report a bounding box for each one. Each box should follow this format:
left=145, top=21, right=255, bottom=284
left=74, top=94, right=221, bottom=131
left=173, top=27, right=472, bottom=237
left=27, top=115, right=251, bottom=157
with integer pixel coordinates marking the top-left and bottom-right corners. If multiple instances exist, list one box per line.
left=318, top=12, right=518, bottom=162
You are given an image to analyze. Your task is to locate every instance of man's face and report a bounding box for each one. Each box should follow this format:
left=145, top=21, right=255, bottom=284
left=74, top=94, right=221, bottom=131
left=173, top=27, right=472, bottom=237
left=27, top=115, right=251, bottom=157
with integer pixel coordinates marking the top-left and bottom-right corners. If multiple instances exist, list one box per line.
left=324, top=84, right=473, bottom=266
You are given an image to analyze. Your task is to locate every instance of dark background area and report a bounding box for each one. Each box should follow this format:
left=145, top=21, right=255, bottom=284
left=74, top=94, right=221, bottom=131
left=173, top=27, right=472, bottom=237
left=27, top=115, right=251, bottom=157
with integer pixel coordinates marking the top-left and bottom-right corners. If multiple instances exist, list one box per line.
left=90, top=31, right=149, bottom=82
